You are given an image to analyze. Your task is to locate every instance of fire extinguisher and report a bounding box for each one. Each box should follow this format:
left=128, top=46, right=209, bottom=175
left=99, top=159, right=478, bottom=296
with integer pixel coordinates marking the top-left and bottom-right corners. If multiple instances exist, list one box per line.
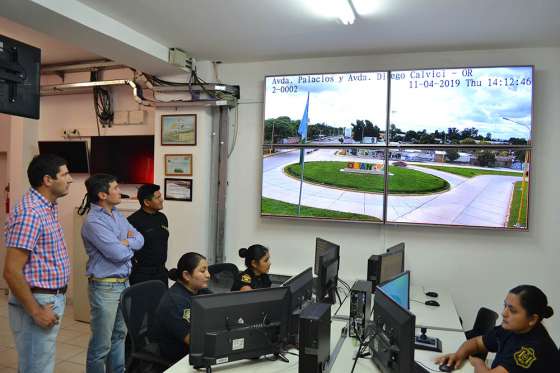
left=5, top=184, right=9, bottom=214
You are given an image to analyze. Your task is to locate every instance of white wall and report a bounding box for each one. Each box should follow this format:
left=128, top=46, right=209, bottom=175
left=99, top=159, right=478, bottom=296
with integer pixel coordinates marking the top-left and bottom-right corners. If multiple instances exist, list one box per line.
left=218, top=47, right=560, bottom=341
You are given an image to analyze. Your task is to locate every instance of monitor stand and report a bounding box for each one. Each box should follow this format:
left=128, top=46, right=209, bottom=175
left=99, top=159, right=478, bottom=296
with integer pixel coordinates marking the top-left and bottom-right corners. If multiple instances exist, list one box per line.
left=414, top=328, right=442, bottom=352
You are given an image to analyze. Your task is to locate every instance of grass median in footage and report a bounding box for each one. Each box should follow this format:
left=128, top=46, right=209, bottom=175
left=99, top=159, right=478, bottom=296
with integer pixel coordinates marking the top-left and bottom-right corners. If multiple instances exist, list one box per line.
left=284, top=161, right=449, bottom=194
left=261, top=197, right=381, bottom=221
left=415, top=164, right=523, bottom=178
left=507, top=181, right=529, bottom=228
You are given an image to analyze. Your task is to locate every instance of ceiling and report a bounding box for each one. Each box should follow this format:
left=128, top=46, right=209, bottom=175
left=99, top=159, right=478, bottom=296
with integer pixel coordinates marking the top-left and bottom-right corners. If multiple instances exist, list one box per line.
left=76, top=0, right=560, bottom=62
left=0, top=15, right=100, bottom=64
left=1, top=0, right=560, bottom=68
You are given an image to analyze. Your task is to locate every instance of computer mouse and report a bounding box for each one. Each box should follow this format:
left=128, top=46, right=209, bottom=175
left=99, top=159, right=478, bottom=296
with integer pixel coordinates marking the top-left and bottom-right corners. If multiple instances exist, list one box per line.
left=425, top=300, right=440, bottom=307
left=425, top=291, right=439, bottom=298
left=439, top=364, right=454, bottom=372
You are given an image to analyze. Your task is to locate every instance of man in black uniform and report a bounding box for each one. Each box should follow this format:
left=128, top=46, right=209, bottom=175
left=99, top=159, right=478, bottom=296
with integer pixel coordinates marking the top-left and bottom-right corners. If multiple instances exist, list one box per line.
left=127, top=184, right=169, bottom=285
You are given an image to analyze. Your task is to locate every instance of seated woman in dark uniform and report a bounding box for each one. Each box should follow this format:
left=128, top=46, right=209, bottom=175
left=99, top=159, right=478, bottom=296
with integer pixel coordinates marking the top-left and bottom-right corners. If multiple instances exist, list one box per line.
left=150, top=252, right=211, bottom=364
left=436, top=284, right=558, bottom=372
left=231, top=244, right=272, bottom=291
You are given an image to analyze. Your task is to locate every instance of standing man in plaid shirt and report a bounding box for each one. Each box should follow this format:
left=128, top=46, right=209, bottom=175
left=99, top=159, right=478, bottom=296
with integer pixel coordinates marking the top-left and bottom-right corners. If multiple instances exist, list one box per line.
left=3, top=154, right=72, bottom=373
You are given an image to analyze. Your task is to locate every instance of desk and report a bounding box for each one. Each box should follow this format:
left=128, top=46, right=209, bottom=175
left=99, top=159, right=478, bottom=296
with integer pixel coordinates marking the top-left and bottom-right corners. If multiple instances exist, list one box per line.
left=331, top=327, right=474, bottom=373
left=334, top=285, right=464, bottom=332
left=164, top=321, right=348, bottom=373
left=165, top=321, right=474, bottom=373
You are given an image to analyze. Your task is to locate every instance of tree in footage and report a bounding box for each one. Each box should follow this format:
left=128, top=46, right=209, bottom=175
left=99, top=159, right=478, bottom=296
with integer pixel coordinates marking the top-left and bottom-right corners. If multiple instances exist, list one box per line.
left=477, top=150, right=496, bottom=167
left=447, top=127, right=460, bottom=143
left=446, top=149, right=460, bottom=162
left=460, top=137, right=476, bottom=145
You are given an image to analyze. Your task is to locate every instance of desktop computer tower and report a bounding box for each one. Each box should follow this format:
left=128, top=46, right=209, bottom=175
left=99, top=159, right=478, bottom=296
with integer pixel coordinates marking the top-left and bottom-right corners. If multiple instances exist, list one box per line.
left=367, top=254, right=382, bottom=292
left=349, top=280, right=372, bottom=339
left=298, top=302, right=331, bottom=373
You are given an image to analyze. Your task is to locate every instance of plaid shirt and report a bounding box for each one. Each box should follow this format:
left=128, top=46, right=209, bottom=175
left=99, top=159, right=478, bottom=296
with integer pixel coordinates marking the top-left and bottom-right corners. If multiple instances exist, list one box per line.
left=5, top=188, right=70, bottom=289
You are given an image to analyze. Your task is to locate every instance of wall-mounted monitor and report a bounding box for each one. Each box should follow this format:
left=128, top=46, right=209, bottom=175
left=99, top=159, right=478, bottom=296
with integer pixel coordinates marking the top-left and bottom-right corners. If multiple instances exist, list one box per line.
left=0, top=34, right=41, bottom=119
left=260, top=66, right=532, bottom=230
left=90, top=135, right=154, bottom=184
left=38, top=141, right=89, bottom=173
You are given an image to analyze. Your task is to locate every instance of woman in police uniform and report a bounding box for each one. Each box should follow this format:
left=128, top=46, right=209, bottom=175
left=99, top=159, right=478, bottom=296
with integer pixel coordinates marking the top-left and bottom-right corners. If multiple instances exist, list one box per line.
left=231, top=244, right=272, bottom=291
left=436, top=285, right=558, bottom=372
left=150, top=252, right=211, bottom=364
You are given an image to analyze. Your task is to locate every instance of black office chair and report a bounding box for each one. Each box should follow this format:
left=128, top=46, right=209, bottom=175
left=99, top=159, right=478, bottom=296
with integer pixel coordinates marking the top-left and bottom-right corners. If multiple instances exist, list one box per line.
left=207, top=263, right=239, bottom=293
left=464, top=307, right=499, bottom=361
left=120, top=280, right=172, bottom=372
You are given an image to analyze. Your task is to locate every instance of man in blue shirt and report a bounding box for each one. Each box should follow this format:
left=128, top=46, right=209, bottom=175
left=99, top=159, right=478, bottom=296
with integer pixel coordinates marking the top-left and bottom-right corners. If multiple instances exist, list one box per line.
left=81, top=174, right=144, bottom=373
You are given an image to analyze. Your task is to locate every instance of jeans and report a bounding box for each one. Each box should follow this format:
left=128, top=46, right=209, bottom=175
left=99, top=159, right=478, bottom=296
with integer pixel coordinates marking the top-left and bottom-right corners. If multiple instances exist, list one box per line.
left=8, top=293, right=66, bottom=373
left=87, top=280, right=128, bottom=373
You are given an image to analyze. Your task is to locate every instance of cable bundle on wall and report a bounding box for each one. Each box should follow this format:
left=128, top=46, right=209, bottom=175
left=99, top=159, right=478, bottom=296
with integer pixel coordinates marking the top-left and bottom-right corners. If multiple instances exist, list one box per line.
left=91, top=71, right=114, bottom=131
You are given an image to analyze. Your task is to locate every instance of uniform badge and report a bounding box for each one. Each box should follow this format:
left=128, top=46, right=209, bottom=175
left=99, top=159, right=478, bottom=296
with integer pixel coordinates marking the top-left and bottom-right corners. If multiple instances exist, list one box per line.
left=161, top=225, right=169, bottom=232
left=241, top=274, right=252, bottom=284
left=514, top=346, right=537, bottom=368
left=183, top=308, right=191, bottom=322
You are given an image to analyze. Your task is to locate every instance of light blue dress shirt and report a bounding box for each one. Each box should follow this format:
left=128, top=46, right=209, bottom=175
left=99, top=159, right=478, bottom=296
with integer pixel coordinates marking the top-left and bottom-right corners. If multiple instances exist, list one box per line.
left=82, top=203, right=144, bottom=278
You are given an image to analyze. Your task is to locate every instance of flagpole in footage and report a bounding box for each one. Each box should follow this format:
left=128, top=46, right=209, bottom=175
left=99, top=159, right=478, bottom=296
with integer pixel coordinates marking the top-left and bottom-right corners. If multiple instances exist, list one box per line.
left=297, top=92, right=310, bottom=216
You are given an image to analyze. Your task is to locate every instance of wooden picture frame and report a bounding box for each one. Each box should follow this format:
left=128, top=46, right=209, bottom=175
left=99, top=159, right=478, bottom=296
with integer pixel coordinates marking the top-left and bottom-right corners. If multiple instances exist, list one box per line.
left=164, top=154, right=193, bottom=176
left=164, top=178, right=192, bottom=201
left=161, top=114, right=197, bottom=146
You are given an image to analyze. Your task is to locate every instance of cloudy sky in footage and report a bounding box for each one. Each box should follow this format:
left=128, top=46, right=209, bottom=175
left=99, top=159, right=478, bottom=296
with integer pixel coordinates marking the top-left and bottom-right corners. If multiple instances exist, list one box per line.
left=390, top=66, right=533, bottom=140
left=265, top=72, right=388, bottom=128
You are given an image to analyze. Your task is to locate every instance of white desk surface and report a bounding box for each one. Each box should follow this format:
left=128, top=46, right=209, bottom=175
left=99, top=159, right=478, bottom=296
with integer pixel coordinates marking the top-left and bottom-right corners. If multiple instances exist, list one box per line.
left=331, top=327, right=474, bottom=373
left=334, top=285, right=464, bottom=332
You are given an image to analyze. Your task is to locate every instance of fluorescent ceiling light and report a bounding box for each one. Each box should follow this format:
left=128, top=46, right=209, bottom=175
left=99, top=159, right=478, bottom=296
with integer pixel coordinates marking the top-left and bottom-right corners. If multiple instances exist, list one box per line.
left=306, top=0, right=356, bottom=25
left=351, top=0, right=379, bottom=16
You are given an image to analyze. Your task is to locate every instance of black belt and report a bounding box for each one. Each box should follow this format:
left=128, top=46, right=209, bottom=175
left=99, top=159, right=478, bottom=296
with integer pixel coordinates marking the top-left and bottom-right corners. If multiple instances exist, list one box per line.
left=30, top=285, right=67, bottom=295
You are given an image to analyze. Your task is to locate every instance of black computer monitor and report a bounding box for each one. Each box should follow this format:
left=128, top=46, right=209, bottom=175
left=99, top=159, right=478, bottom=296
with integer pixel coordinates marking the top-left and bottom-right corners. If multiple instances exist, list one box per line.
left=38, top=141, right=90, bottom=173
left=189, top=287, right=290, bottom=370
left=314, top=237, right=340, bottom=276
left=370, top=281, right=416, bottom=373
left=317, top=253, right=339, bottom=304
left=282, top=267, right=313, bottom=312
left=282, top=267, right=313, bottom=345
left=367, top=243, right=405, bottom=291
left=377, top=271, right=410, bottom=310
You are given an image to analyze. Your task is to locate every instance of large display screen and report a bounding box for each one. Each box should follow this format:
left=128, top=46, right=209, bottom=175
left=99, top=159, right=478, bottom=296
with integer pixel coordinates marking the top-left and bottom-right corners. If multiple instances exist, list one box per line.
left=261, top=66, right=532, bottom=230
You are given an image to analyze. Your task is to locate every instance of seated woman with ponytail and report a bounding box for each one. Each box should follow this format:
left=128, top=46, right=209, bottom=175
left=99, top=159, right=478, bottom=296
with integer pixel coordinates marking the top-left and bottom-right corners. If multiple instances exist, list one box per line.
left=231, top=244, right=272, bottom=291
left=150, top=252, right=211, bottom=364
left=436, top=284, right=559, bottom=372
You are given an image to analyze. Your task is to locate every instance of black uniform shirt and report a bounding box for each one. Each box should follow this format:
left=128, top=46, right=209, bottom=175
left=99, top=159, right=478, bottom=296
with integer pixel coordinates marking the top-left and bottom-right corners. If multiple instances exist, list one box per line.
left=483, top=324, right=559, bottom=372
left=150, top=282, right=212, bottom=364
left=127, top=209, right=169, bottom=268
left=231, top=268, right=272, bottom=291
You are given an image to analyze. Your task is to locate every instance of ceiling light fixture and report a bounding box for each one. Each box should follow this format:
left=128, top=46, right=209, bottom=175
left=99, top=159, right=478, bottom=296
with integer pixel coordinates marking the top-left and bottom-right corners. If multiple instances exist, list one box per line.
left=306, top=0, right=356, bottom=25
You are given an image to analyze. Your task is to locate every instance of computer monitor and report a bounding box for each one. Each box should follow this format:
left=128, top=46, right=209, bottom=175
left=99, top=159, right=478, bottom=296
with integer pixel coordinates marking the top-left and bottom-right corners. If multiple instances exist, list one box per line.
left=189, top=287, right=290, bottom=370
left=370, top=281, right=416, bottom=373
left=314, top=237, right=340, bottom=276
left=367, top=243, right=405, bottom=292
left=282, top=267, right=313, bottom=345
left=377, top=271, right=410, bottom=310
left=317, top=254, right=339, bottom=304
left=38, top=141, right=90, bottom=173
left=282, top=267, right=313, bottom=312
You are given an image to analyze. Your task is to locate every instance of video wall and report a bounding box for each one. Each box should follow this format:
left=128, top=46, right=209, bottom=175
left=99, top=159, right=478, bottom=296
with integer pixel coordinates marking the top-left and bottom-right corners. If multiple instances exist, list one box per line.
left=261, top=66, right=532, bottom=230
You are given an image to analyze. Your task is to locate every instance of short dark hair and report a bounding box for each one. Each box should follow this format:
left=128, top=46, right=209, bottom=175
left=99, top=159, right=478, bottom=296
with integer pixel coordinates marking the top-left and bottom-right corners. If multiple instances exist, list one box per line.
left=510, top=285, right=554, bottom=321
left=239, top=244, right=269, bottom=269
left=85, top=174, right=117, bottom=204
left=137, top=184, right=160, bottom=207
left=168, top=252, right=206, bottom=282
left=27, top=154, right=68, bottom=188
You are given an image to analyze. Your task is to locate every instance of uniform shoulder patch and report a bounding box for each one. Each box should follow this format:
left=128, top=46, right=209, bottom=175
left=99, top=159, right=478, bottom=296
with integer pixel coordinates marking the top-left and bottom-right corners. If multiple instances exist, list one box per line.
left=182, top=308, right=191, bottom=322
left=514, top=346, right=537, bottom=368
left=161, top=225, right=169, bottom=232
left=241, top=274, right=252, bottom=284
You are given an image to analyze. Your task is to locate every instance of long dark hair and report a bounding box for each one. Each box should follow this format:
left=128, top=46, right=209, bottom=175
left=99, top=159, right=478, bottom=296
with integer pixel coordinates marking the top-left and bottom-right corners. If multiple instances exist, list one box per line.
left=78, top=173, right=117, bottom=215
left=510, top=285, right=554, bottom=321
left=168, top=252, right=206, bottom=283
left=239, top=244, right=269, bottom=270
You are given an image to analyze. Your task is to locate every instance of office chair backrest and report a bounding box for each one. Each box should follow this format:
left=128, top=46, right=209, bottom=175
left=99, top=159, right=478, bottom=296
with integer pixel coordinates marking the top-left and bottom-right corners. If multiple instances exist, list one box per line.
left=120, top=280, right=168, bottom=352
left=208, top=263, right=239, bottom=293
left=465, top=307, right=499, bottom=340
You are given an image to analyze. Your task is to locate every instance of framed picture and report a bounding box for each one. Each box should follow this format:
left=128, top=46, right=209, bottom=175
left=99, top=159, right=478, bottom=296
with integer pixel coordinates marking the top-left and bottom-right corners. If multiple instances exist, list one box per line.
left=161, top=114, right=197, bottom=146
left=165, top=154, right=193, bottom=176
left=164, top=178, right=192, bottom=201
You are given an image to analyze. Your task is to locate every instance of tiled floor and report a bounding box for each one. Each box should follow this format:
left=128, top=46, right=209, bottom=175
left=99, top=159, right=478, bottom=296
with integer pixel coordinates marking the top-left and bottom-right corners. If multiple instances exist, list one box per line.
left=0, top=293, right=90, bottom=373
